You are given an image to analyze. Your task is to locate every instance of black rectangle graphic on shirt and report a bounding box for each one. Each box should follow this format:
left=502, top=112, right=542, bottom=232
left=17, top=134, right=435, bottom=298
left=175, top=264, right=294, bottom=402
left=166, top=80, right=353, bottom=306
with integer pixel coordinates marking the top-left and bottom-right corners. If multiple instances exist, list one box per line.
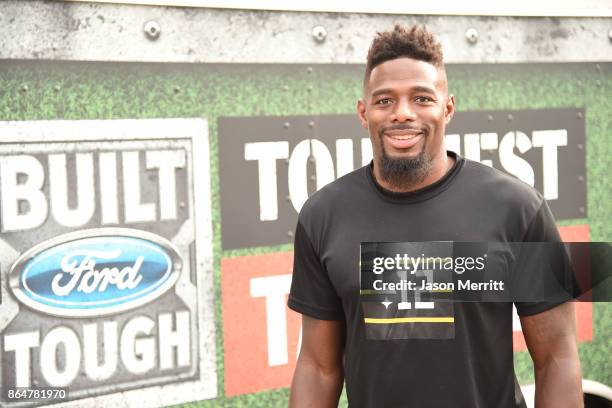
left=360, top=242, right=457, bottom=340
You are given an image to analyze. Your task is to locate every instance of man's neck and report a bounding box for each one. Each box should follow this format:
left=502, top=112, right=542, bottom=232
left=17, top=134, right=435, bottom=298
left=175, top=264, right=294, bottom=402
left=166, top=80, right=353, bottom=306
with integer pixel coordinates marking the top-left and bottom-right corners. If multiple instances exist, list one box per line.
left=373, top=152, right=455, bottom=193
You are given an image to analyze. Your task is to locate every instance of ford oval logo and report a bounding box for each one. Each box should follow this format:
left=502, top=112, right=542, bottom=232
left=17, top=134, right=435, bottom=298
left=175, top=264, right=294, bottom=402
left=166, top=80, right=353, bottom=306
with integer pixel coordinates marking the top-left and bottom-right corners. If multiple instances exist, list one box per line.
left=9, top=228, right=182, bottom=317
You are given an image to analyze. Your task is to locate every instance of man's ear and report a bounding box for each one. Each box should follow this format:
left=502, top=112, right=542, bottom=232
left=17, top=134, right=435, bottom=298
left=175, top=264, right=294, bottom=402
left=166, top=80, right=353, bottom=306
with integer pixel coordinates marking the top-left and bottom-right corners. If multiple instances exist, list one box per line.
left=357, top=99, right=368, bottom=129
left=444, top=95, right=455, bottom=125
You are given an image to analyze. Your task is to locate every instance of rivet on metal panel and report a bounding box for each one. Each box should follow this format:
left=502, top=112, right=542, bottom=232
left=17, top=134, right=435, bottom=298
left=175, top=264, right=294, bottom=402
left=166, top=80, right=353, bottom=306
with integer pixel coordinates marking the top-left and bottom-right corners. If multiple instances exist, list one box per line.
left=308, top=121, right=315, bottom=128
left=578, top=176, right=584, bottom=182
left=577, top=112, right=583, bottom=119
left=21, top=84, right=28, bottom=93
left=284, top=121, right=291, bottom=128
left=308, top=156, right=316, bottom=163
left=487, top=114, right=494, bottom=121
left=507, top=114, right=513, bottom=121
left=579, top=207, right=585, bottom=214
left=173, top=86, right=180, bottom=94
left=577, top=143, right=584, bottom=150
left=286, top=195, right=291, bottom=202
left=307, top=67, right=313, bottom=73
left=309, top=175, right=316, bottom=181
left=144, top=20, right=161, bottom=40
left=465, top=28, right=478, bottom=45
left=179, top=201, right=186, bottom=208
left=54, top=85, right=61, bottom=92
left=287, top=231, right=294, bottom=238
left=143, top=20, right=161, bottom=40
left=312, top=25, right=327, bottom=43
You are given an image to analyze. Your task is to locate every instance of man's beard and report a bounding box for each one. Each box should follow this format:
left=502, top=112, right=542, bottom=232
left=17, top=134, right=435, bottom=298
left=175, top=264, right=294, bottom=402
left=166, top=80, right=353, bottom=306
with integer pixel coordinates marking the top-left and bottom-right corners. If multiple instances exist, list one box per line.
left=378, top=135, right=432, bottom=190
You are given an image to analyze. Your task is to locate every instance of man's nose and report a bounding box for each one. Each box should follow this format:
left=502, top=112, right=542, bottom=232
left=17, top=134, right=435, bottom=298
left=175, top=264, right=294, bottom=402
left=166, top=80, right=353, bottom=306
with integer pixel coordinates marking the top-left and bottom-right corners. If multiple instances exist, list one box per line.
left=393, top=99, right=416, bottom=122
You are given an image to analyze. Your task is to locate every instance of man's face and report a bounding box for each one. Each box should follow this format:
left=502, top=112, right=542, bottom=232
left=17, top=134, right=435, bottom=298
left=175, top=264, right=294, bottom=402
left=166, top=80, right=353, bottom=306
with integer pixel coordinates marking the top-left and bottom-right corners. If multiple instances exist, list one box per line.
left=357, top=57, right=455, bottom=187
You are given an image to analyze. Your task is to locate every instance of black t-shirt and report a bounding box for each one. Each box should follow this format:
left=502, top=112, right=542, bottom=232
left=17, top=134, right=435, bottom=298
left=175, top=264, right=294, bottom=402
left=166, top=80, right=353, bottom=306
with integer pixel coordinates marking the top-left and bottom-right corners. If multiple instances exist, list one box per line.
left=288, top=152, right=568, bottom=408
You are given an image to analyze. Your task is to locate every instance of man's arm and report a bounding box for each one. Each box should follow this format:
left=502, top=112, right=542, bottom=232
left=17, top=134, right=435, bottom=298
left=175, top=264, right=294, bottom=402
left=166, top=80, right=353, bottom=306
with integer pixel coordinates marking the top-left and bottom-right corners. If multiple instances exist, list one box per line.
left=289, top=315, right=344, bottom=408
left=520, top=302, right=583, bottom=408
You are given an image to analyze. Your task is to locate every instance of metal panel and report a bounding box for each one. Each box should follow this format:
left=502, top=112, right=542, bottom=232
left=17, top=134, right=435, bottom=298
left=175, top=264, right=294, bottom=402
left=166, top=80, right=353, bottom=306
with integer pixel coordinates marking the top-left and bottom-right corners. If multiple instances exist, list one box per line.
left=65, top=0, right=612, bottom=17
left=1, top=1, right=611, bottom=63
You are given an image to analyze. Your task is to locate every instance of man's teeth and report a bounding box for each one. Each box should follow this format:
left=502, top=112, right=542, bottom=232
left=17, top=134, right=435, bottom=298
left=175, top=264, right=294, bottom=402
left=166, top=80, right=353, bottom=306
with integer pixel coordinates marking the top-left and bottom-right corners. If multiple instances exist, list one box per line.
left=389, top=133, right=420, bottom=140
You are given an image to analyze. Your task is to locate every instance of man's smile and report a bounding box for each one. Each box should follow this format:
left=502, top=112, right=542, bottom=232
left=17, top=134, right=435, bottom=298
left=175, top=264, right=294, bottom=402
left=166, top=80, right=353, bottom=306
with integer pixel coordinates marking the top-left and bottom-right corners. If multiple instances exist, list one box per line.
left=382, top=129, right=424, bottom=150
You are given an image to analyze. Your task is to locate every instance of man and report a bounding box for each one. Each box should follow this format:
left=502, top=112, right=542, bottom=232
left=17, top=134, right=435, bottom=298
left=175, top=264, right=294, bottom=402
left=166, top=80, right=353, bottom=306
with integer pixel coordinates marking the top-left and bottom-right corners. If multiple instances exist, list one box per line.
left=287, top=25, right=582, bottom=407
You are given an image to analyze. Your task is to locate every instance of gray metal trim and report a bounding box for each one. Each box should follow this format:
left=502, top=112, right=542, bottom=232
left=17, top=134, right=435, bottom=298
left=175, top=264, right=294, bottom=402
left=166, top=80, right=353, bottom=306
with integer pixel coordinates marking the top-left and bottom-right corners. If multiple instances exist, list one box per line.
left=64, top=0, right=612, bottom=18
left=1, top=1, right=611, bottom=63
left=64, top=0, right=612, bottom=17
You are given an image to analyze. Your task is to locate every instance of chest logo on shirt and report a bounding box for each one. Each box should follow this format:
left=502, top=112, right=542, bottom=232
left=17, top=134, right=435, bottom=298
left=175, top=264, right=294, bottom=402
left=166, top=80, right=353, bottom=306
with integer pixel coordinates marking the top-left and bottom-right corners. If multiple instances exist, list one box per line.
left=360, top=242, right=492, bottom=340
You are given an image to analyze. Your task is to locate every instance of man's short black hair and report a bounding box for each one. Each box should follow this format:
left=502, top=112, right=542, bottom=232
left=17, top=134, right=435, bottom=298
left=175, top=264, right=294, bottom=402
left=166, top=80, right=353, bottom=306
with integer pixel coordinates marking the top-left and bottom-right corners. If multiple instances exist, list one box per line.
left=364, top=24, right=444, bottom=88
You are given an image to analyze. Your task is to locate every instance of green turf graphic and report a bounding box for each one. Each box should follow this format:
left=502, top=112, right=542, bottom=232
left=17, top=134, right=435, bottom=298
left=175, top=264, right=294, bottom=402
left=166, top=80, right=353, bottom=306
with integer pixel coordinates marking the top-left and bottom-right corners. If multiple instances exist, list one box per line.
left=0, top=60, right=609, bottom=407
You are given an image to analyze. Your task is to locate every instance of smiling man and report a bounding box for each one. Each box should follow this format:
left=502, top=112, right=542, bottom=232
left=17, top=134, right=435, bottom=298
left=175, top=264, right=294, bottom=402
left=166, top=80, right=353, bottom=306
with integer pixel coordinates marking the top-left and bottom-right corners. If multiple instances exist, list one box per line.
left=358, top=35, right=454, bottom=193
left=288, top=25, right=582, bottom=407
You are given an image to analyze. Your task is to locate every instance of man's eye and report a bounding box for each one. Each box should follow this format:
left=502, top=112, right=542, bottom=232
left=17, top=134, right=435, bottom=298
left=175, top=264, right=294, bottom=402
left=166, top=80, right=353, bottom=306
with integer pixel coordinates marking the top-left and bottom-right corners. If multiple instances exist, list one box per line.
left=375, top=98, right=392, bottom=105
left=415, top=96, right=434, bottom=103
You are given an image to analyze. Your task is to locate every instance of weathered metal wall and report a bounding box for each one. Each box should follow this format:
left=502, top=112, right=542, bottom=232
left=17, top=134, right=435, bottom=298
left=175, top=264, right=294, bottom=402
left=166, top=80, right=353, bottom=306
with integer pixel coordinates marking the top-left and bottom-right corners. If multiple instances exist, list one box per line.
left=1, top=1, right=611, bottom=63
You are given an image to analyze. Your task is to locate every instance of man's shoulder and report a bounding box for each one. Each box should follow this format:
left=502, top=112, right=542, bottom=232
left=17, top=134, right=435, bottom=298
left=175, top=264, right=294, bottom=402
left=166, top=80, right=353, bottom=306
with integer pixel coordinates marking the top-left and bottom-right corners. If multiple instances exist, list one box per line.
left=298, top=165, right=368, bottom=223
left=461, top=158, right=544, bottom=208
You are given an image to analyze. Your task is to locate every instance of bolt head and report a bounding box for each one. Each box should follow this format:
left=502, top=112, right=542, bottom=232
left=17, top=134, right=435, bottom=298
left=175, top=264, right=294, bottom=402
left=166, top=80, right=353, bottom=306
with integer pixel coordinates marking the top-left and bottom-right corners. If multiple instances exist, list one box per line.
left=144, top=20, right=161, bottom=40
left=312, top=25, right=327, bottom=43
left=465, top=28, right=478, bottom=45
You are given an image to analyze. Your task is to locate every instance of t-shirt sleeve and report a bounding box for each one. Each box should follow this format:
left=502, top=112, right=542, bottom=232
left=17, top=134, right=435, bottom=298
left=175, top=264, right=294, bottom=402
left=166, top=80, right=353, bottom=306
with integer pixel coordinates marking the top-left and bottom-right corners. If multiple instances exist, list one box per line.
left=513, top=199, right=576, bottom=316
left=287, top=220, right=344, bottom=320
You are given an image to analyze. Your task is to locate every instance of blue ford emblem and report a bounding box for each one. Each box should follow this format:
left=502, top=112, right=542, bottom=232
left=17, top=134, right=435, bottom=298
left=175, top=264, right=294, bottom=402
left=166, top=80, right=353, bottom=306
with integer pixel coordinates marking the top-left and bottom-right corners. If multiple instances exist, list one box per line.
left=9, top=228, right=182, bottom=317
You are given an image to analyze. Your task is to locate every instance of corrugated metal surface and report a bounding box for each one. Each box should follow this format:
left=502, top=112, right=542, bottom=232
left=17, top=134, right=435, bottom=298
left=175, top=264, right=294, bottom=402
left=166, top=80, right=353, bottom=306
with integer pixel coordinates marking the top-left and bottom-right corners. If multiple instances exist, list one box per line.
left=1, top=1, right=611, bottom=63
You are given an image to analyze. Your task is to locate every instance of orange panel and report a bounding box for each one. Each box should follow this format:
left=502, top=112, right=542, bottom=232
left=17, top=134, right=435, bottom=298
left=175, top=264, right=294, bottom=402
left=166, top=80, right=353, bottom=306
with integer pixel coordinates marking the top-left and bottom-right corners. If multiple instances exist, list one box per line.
left=222, top=225, right=593, bottom=392
left=513, top=224, right=592, bottom=351
left=558, top=224, right=590, bottom=242
left=222, top=252, right=300, bottom=396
